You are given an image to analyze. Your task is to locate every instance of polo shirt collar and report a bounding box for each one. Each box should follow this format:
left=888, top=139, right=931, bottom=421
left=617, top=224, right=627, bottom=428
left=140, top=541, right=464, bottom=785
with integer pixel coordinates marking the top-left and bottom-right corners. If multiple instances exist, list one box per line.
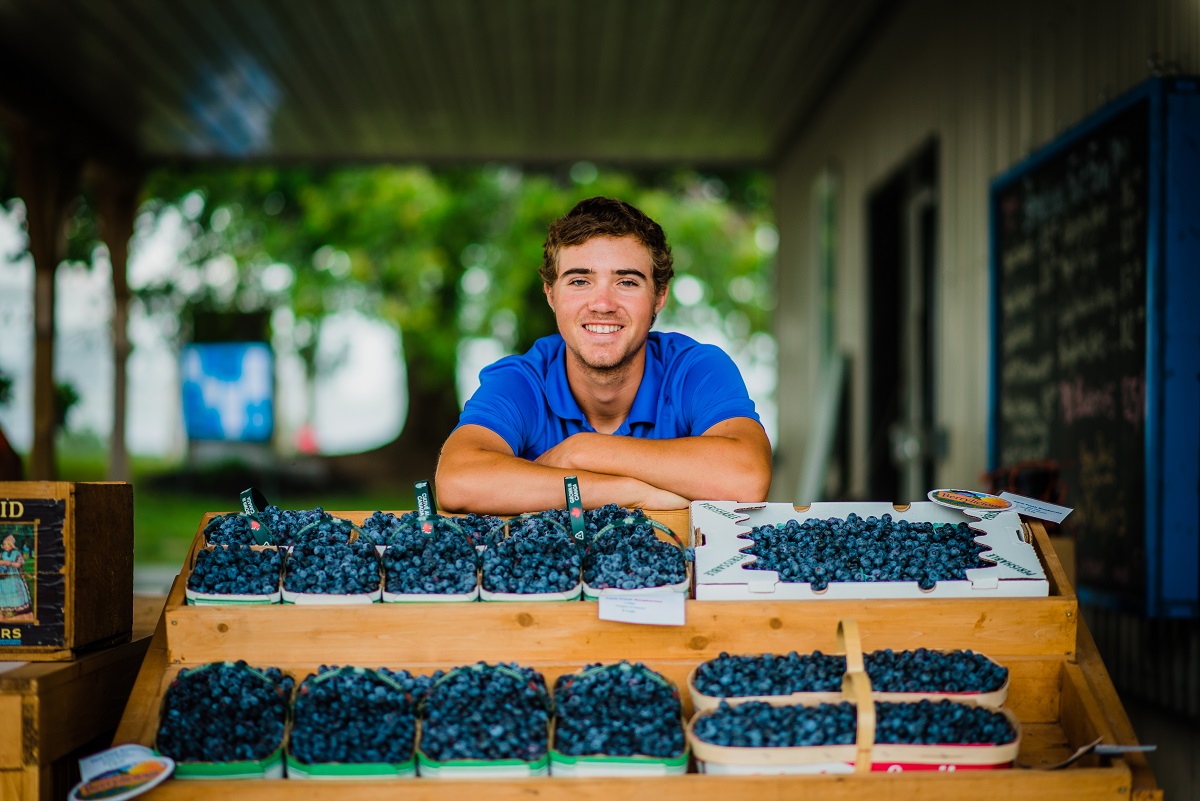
left=544, top=335, right=662, bottom=427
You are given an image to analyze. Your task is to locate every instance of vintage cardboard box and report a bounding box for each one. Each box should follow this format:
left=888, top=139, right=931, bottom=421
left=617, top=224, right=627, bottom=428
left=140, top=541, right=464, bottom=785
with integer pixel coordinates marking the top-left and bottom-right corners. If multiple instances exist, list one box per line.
left=691, top=500, right=1047, bottom=600
left=0, top=482, right=133, bottom=659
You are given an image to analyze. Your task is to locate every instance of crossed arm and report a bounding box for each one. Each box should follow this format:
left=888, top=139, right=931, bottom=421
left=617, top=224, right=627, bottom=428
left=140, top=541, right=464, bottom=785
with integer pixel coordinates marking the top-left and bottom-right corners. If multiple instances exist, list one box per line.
left=434, top=417, right=772, bottom=515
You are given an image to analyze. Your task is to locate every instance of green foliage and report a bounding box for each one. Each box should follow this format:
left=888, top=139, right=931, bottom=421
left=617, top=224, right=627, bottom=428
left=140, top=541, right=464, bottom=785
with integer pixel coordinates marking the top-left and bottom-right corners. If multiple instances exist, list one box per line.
left=136, top=162, right=774, bottom=377
left=54, top=381, right=81, bottom=430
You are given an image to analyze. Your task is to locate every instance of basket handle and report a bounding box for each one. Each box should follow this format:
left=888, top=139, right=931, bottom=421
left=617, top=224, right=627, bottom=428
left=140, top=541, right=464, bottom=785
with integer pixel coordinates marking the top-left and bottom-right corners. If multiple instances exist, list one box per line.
left=842, top=669, right=875, bottom=773
left=837, top=618, right=865, bottom=674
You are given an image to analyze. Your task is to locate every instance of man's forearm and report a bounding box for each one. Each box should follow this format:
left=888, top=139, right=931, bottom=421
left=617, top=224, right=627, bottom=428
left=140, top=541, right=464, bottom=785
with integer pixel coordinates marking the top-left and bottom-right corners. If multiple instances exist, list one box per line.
left=535, top=419, right=772, bottom=502
left=435, top=428, right=689, bottom=514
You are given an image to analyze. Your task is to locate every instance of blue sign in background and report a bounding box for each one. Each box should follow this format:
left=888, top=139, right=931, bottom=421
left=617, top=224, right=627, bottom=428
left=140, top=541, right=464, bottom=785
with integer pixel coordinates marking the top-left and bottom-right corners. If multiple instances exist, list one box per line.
left=180, top=342, right=274, bottom=442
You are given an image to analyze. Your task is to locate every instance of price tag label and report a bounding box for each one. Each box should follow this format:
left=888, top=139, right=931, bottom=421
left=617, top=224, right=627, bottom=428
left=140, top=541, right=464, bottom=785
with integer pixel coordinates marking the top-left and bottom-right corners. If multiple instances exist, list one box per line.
left=999, top=492, right=1073, bottom=524
left=598, top=593, right=686, bottom=626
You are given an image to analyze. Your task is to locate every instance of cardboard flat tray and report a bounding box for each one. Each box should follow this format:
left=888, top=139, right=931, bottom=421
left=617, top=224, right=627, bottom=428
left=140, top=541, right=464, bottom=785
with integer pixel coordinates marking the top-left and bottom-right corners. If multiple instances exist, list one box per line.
left=691, top=501, right=1047, bottom=600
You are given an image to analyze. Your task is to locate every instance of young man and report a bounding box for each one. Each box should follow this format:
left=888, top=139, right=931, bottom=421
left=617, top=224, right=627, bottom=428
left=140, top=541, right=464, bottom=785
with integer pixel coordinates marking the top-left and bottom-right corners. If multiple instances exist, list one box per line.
left=435, top=196, right=771, bottom=513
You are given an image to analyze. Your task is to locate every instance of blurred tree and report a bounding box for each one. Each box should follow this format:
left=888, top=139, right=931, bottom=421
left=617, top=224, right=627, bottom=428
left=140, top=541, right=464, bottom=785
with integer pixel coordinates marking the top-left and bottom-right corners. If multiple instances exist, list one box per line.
left=126, top=163, right=777, bottom=479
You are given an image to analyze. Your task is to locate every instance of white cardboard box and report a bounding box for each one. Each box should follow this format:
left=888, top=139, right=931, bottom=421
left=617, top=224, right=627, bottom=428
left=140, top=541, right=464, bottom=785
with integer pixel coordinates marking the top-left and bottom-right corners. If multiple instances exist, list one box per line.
left=690, top=501, right=1047, bottom=600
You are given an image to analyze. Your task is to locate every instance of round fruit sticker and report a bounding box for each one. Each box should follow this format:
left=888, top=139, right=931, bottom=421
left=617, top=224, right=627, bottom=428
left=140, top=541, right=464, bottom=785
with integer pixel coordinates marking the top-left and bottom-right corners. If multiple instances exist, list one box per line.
left=927, top=489, right=1012, bottom=511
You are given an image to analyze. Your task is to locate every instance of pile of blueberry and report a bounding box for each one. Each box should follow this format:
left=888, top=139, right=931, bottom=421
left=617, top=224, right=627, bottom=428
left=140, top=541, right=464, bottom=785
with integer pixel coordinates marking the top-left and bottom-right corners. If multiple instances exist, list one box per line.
left=874, top=699, right=1017, bottom=745
left=583, top=518, right=688, bottom=591
left=692, top=700, right=857, bottom=748
left=283, top=535, right=381, bottom=595
left=693, top=649, right=1008, bottom=698
left=381, top=523, right=479, bottom=595
left=202, top=513, right=260, bottom=546
left=693, top=651, right=846, bottom=697
left=456, top=512, right=506, bottom=548
left=744, top=513, right=989, bottom=591
left=419, top=662, right=551, bottom=762
left=289, top=666, right=435, bottom=765
left=155, top=661, right=293, bottom=763
left=522, top=503, right=646, bottom=535
left=692, top=698, right=1016, bottom=748
left=865, top=648, right=1008, bottom=694
left=482, top=518, right=582, bottom=594
left=553, top=662, right=686, bottom=758
left=358, top=511, right=413, bottom=548
left=260, top=506, right=357, bottom=547
left=187, top=545, right=282, bottom=596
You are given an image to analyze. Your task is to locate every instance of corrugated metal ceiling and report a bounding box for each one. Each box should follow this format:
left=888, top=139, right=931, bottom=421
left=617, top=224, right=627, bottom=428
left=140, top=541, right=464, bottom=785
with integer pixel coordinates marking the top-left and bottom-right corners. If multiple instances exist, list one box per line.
left=0, top=0, right=890, bottom=167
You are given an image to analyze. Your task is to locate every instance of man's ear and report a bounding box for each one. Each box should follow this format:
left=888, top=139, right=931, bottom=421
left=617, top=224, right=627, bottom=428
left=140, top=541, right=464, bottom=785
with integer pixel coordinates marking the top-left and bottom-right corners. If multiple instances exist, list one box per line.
left=654, top=282, right=669, bottom=315
left=544, top=282, right=554, bottom=309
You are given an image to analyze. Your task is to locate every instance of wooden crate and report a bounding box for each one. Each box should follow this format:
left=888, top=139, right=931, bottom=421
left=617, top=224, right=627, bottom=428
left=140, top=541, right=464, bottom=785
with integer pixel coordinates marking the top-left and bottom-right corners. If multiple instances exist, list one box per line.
left=0, top=482, right=134, bottom=660
left=113, top=512, right=1160, bottom=800
left=0, top=595, right=159, bottom=801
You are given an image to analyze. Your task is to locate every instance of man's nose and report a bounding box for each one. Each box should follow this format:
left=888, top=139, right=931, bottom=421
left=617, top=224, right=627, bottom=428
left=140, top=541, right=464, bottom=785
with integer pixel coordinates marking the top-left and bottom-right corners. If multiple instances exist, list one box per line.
left=587, top=284, right=618, bottom=312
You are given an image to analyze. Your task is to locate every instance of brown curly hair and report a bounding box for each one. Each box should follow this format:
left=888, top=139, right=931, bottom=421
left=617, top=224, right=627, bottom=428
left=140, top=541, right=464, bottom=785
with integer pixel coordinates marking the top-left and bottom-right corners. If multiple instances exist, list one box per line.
left=540, top=197, right=675, bottom=293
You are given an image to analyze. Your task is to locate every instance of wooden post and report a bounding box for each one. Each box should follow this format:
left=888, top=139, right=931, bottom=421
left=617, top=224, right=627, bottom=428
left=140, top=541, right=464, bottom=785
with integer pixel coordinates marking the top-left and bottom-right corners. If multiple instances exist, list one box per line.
left=11, top=127, right=82, bottom=480
left=92, top=163, right=142, bottom=482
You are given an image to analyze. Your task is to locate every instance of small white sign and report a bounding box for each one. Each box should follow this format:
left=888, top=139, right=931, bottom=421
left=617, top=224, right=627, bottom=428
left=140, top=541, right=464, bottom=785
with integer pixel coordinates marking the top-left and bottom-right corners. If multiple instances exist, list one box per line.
left=598, top=593, right=686, bottom=626
left=999, top=492, right=1073, bottom=524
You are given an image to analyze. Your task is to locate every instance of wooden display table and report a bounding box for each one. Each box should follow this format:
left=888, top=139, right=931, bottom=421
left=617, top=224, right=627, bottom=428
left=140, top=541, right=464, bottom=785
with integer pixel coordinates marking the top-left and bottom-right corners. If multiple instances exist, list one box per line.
left=113, top=512, right=1161, bottom=800
left=1, top=594, right=160, bottom=801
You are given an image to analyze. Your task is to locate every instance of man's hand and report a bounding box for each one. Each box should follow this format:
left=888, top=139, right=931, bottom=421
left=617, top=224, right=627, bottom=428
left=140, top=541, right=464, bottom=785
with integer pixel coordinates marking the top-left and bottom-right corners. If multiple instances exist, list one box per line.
left=533, top=432, right=606, bottom=470
left=435, top=425, right=691, bottom=515
left=536, top=418, right=771, bottom=503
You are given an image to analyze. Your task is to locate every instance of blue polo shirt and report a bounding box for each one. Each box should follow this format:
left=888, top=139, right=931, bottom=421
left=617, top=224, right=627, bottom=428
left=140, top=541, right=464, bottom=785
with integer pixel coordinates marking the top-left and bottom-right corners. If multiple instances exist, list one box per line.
left=456, top=332, right=760, bottom=460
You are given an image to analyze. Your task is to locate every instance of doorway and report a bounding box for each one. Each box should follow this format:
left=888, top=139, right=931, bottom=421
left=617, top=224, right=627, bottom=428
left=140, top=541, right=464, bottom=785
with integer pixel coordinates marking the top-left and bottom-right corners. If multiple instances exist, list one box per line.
left=866, top=140, right=939, bottom=502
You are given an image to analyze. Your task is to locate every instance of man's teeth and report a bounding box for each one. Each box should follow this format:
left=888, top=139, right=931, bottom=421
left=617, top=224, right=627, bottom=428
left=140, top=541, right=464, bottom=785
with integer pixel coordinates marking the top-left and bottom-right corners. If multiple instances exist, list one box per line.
left=585, top=324, right=622, bottom=333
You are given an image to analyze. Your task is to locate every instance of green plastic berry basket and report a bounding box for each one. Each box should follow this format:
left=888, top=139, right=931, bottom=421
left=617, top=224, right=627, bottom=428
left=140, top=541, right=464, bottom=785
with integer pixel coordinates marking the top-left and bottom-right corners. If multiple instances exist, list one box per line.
left=381, top=585, right=480, bottom=603
left=548, top=749, right=689, bottom=776
left=184, top=544, right=283, bottom=604
left=416, top=752, right=550, bottom=778
left=379, top=514, right=482, bottom=602
left=185, top=587, right=282, bottom=605
left=166, top=747, right=286, bottom=780
left=280, top=587, right=382, bottom=604
left=153, top=661, right=291, bottom=780
left=550, top=662, right=689, bottom=776
left=286, top=666, right=419, bottom=779
left=285, top=756, right=416, bottom=780
left=417, top=663, right=553, bottom=777
left=581, top=516, right=692, bottom=601
left=481, top=515, right=584, bottom=601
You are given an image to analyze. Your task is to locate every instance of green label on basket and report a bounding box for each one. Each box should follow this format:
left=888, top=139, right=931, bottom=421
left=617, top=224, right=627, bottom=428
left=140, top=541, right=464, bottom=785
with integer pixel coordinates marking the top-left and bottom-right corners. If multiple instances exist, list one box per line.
left=564, top=475, right=586, bottom=546
left=415, top=480, right=436, bottom=521
left=239, top=487, right=273, bottom=545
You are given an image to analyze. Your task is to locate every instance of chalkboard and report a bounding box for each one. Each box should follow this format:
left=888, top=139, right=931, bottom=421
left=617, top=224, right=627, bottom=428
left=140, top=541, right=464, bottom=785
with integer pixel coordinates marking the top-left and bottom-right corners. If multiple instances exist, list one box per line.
left=989, top=77, right=1200, bottom=618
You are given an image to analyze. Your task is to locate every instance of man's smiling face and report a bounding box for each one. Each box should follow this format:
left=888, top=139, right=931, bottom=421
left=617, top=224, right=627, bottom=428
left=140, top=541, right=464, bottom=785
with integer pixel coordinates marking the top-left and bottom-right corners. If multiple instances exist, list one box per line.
left=544, top=235, right=668, bottom=377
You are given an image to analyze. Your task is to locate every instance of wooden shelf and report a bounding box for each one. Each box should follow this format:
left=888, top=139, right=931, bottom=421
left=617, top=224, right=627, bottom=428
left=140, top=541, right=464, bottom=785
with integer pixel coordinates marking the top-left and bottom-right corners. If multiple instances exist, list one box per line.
left=112, top=513, right=1159, bottom=800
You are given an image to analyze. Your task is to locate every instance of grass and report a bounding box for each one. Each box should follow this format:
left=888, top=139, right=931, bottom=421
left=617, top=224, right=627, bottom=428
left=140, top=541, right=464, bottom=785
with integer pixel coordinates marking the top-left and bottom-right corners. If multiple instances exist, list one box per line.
left=54, top=449, right=413, bottom=569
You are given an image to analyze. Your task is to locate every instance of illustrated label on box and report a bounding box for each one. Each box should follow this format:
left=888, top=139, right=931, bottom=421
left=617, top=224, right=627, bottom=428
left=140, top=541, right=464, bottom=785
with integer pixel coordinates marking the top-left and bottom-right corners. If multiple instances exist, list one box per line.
left=0, top=497, right=66, bottom=647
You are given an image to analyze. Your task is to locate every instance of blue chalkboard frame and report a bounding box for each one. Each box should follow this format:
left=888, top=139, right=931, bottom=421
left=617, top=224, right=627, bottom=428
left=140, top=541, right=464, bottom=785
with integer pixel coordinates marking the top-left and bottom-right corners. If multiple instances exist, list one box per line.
left=988, top=76, right=1200, bottom=618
